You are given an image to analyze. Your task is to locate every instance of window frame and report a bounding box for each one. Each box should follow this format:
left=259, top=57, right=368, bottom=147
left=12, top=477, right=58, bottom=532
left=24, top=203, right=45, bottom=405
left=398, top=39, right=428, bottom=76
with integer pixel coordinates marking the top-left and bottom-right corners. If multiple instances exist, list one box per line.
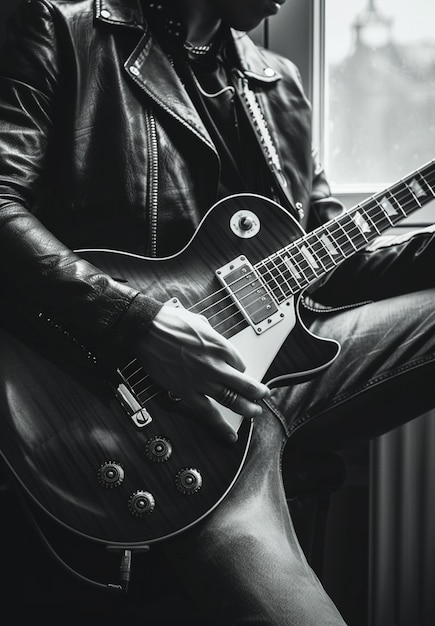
left=309, top=0, right=434, bottom=225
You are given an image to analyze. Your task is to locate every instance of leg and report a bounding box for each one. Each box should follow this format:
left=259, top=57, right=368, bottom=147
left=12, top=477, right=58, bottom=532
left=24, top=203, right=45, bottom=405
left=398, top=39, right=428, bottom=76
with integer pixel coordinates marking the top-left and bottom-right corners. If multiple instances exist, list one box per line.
left=272, top=288, right=435, bottom=452
left=164, top=407, right=347, bottom=626
left=164, top=290, right=435, bottom=625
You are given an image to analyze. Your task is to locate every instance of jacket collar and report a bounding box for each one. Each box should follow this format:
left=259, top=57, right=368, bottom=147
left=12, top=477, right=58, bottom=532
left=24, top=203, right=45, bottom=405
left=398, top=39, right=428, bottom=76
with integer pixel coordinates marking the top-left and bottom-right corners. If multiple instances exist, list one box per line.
left=232, top=31, right=282, bottom=84
left=95, top=0, right=145, bottom=29
left=95, top=0, right=281, bottom=83
left=95, top=0, right=282, bottom=158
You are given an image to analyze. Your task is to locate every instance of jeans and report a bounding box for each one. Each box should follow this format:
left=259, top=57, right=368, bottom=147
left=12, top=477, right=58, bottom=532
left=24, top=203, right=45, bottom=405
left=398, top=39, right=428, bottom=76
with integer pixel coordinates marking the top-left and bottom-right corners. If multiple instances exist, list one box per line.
left=6, top=291, right=435, bottom=625
left=165, top=289, right=435, bottom=625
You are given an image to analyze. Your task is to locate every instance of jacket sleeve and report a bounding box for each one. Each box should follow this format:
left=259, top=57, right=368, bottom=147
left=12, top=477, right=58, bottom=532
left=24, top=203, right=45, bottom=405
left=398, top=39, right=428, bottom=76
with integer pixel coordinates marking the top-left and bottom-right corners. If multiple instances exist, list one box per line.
left=306, top=151, right=435, bottom=308
left=0, top=0, right=161, bottom=353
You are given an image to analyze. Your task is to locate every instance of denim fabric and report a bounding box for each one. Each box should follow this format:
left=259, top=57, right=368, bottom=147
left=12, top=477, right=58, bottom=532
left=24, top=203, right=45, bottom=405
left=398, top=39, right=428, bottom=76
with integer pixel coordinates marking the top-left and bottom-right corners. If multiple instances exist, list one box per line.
left=275, top=288, right=435, bottom=452
left=165, top=407, right=347, bottom=626
left=165, top=288, right=435, bottom=625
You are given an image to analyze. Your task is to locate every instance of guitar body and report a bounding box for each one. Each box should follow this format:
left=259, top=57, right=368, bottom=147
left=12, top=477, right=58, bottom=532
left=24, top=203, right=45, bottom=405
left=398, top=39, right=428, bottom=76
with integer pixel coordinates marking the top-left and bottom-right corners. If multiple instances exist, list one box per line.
left=0, top=194, right=340, bottom=547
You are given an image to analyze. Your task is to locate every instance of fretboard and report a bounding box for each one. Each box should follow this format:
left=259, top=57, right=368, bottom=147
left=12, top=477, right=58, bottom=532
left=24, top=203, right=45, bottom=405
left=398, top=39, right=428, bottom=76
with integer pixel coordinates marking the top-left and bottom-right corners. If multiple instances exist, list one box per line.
left=256, top=159, right=435, bottom=301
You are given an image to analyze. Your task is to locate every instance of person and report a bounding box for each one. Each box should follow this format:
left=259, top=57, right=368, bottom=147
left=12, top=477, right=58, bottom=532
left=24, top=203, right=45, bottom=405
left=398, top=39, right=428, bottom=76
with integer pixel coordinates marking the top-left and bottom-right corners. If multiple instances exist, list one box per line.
left=1, top=0, right=435, bottom=624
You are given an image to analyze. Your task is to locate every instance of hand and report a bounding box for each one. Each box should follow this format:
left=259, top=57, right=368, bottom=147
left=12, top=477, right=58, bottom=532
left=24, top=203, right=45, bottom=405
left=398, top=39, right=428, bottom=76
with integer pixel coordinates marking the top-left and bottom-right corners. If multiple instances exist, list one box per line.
left=136, top=305, right=270, bottom=443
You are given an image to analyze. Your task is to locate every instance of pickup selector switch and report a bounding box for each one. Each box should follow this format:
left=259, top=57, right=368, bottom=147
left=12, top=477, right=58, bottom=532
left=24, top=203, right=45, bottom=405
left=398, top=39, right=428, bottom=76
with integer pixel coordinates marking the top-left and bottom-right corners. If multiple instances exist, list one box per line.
left=175, top=468, right=202, bottom=495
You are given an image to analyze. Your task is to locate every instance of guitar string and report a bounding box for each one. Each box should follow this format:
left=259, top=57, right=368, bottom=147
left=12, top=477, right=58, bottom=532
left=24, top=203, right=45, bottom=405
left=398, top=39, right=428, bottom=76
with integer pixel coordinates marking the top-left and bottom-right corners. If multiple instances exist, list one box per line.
left=122, top=169, right=435, bottom=395
left=196, top=168, right=435, bottom=325
left=141, top=164, right=435, bottom=329
left=124, top=167, right=435, bottom=395
left=198, top=165, right=435, bottom=320
left=122, top=169, right=435, bottom=398
left=258, top=169, right=435, bottom=299
left=196, top=184, right=425, bottom=325
left=130, top=208, right=435, bottom=400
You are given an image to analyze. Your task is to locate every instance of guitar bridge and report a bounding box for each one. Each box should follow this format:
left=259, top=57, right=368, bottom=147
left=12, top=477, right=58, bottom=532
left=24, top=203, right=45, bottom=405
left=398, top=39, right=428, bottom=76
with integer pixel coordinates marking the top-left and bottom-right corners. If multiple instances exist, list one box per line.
left=216, top=256, right=284, bottom=334
left=114, top=379, right=152, bottom=428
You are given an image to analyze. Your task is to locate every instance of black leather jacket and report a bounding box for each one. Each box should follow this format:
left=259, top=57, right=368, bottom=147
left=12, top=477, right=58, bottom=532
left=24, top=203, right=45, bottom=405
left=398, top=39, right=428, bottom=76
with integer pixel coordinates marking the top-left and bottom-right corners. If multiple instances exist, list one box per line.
left=0, top=0, right=433, bottom=352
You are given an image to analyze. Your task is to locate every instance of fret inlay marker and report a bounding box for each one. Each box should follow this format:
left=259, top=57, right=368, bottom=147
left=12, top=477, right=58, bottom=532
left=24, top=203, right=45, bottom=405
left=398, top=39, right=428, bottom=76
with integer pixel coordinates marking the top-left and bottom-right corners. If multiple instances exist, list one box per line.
left=300, top=245, right=319, bottom=269
left=354, top=211, right=371, bottom=233
left=410, top=178, right=426, bottom=198
left=283, top=255, right=301, bottom=279
left=380, top=196, right=398, bottom=216
left=321, top=234, right=339, bottom=256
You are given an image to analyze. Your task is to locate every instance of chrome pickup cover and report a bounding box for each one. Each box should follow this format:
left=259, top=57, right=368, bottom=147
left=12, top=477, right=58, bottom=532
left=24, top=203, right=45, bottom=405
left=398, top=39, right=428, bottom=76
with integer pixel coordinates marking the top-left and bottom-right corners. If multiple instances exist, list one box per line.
left=216, top=256, right=285, bottom=334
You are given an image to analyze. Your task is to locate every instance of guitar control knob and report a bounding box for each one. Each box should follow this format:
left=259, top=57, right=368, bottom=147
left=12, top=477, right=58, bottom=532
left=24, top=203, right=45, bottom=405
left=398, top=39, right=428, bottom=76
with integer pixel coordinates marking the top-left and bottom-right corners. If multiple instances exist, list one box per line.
left=175, top=468, right=202, bottom=495
left=128, top=490, right=156, bottom=517
left=145, top=436, right=172, bottom=463
left=239, top=216, right=253, bottom=231
left=97, top=461, right=125, bottom=488
left=230, top=210, right=260, bottom=239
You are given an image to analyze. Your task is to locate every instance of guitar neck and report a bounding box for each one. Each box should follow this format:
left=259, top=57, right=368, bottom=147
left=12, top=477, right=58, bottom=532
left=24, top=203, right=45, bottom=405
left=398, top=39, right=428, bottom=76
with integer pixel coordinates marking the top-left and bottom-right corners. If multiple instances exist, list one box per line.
left=256, top=159, right=435, bottom=300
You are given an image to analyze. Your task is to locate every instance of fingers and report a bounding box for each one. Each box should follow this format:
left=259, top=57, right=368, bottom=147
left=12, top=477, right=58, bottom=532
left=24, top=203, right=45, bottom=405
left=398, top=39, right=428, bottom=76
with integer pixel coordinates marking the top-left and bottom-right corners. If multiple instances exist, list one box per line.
left=215, top=386, right=265, bottom=419
left=198, top=316, right=246, bottom=373
left=214, top=364, right=270, bottom=403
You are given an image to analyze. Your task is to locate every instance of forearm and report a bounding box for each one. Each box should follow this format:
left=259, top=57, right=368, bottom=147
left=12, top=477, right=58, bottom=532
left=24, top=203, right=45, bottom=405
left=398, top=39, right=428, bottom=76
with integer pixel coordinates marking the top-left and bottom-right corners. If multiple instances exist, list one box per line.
left=0, top=199, right=162, bottom=350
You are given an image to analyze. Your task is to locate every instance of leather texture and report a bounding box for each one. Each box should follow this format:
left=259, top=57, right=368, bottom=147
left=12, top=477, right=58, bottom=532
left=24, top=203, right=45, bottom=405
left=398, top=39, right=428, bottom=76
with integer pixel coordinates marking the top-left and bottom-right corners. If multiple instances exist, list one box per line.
left=0, top=0, right=433, bottom=353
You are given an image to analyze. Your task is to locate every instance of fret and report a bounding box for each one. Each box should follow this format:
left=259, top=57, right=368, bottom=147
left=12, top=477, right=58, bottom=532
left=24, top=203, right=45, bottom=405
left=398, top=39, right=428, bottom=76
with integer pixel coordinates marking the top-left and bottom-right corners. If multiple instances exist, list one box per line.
left=300, top=242, right=322, bottom=272
left=281, top=242, right=316, bottom=284
left=255, top=160, right=435, bottom=299
left=323, top=220, right=353, bottom=259
left=372, top=195, right=397, bottom=226
left=281, top=254, right=304, bottom=290
left=269, top=255, right=292, bottom=300
left=408, top=177, right=426, bottom=205
left=419, top=171, right=435, bottom=199
left=257, top=258, right=293, bottom=301
left=406, top=182, right=422, bottom=208
left=390, top=182, right=414, bottom=218
left=320, top=232, right=342, bottom=260
left=301, top=237, right=328, bottom=272
left=330, top=215, right=359, bottom=252
left=359, top=204, right=381, bottom=235
left=305, top=231, right=337, bottom=272
left=288, top=244, right=321, bottom=284
left=346, top=210, right=371, bottom=244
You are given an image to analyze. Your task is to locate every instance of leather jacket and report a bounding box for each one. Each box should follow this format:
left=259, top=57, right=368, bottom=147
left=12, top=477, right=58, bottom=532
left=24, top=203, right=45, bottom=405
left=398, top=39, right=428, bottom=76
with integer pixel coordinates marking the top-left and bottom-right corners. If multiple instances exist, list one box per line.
left=0, top=0, right=433, bottom=352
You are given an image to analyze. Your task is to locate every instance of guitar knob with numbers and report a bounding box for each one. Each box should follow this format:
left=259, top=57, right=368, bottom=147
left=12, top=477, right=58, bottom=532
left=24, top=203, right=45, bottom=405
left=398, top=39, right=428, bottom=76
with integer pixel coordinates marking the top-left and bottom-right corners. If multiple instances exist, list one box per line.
left=175, top=468, right=202, bottom=495
left=97, top=461, right=125, bottom=488
left=128, top=490, right=156, bottom=517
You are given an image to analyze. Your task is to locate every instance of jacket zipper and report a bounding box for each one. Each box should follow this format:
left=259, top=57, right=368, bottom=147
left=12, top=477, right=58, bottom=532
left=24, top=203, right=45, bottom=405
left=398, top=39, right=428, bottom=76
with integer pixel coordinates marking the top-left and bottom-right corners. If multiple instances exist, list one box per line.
left=145, top=109, right=159, bottom=257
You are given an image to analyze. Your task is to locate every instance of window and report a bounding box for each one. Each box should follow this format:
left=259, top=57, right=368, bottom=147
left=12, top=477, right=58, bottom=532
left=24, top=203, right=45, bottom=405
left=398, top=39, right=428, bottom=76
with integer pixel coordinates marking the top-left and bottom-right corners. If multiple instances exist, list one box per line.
left=255, top=0, right=435, bottom=222
left=320, top=0, right=435, bottom=194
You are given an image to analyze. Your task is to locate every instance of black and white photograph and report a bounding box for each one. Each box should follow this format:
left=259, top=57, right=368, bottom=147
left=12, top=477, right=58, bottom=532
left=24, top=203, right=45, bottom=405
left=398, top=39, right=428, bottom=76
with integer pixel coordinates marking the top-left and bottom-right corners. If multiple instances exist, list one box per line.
left=0, top=1, right=435, bottom=624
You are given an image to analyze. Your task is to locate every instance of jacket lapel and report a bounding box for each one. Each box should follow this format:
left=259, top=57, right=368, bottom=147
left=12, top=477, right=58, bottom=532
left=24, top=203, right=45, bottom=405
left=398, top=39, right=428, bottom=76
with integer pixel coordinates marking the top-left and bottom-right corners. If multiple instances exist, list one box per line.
left=95, top=0, right=217, bottom=153
left=95, top=1, right=296, bottom=210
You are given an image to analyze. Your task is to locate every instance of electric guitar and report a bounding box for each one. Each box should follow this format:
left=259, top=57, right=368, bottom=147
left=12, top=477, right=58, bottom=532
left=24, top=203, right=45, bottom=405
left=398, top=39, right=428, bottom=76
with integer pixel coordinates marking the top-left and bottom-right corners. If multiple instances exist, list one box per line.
left=0, top=160, right=434, bottom=549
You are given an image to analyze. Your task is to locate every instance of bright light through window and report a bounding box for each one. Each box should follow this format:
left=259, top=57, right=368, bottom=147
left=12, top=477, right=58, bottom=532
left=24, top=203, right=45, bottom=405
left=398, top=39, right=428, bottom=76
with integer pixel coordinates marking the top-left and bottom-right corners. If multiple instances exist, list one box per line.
left=324, top=0, right=435, bottom=189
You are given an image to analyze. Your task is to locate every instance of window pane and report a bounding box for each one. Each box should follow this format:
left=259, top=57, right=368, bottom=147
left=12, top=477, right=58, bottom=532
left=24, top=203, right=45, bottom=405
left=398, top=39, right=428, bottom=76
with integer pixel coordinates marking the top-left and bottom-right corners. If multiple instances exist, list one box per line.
left=325, top=0, right=435, bottom=187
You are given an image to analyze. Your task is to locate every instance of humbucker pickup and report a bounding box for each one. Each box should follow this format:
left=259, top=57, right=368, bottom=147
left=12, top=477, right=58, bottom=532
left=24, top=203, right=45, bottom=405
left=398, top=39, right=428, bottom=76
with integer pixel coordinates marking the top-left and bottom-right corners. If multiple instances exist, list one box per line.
left=216, top=256, right=285, bottom=334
